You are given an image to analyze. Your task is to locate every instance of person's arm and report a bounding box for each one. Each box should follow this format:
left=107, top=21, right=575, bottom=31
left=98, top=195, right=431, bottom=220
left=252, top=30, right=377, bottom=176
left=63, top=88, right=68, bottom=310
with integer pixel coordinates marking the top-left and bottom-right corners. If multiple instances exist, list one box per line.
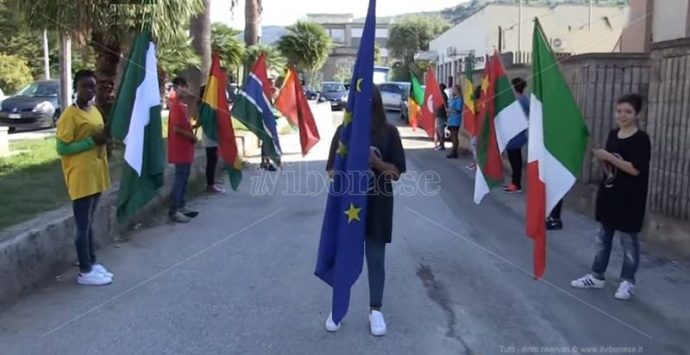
left=372, top=127, right=406, bottom=181
left=56, top=137, right=96, bottom=156
left=593, top=132, right=650, bottom=177
left=174, top=126, right=198, bottom=142
left=326, top=126, right=342, bottom=178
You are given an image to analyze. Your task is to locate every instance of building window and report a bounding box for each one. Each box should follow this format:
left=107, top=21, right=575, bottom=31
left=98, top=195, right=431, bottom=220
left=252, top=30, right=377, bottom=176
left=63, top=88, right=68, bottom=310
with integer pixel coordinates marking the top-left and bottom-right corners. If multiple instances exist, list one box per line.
left=375, top=28, right=388, bottom=38
left=329, top=29, right=345, bottom=44
left=351, top=27, right=364, bottom=38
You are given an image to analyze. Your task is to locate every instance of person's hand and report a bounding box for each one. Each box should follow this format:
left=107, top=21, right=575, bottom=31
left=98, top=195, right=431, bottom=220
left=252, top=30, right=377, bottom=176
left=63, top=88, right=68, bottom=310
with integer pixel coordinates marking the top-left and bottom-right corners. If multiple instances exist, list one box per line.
left=369, top=147, right=382, bottom=168
left=91, top=131, right=109, bottom=146
left=591, top=148, right=610, bottom=162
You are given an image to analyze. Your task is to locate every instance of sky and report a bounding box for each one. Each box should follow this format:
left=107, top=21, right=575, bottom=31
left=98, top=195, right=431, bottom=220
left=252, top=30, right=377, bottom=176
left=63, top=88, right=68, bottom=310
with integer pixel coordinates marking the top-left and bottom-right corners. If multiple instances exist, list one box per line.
left=210, top=0, right=468, bottom=29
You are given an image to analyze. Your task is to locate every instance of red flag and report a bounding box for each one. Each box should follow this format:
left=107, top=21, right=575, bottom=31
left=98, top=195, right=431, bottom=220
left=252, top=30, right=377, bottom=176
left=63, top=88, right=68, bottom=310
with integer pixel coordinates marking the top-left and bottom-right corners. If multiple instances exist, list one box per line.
left=251, top=53, right=273, bottom=100
left=275, top=68, right=320, bottom=156
left=419, top=67, right=444, bottom=139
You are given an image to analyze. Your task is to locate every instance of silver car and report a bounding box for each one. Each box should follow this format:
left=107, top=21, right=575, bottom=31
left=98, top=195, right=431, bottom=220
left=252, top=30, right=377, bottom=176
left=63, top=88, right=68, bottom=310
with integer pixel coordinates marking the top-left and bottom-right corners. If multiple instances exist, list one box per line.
left=378, top=82, right=410, bottom=111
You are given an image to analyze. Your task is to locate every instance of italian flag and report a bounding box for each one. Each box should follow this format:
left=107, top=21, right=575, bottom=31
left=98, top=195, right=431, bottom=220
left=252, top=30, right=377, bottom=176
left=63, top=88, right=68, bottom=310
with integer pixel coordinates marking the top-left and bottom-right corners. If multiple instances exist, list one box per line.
left=109, top=31, right=164, bottom=220
left=408, top=73, right=424, bottom=130
left=474, top=53, right=529, bottom=204
left=526, top=20, right=589, bottom=278
left=200, top=54, right=242, bottom=190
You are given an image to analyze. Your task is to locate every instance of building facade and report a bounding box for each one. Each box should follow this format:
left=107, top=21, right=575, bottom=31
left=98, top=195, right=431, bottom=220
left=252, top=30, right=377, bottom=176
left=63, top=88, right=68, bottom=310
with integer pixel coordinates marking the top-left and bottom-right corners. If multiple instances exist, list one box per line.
left=429, top=2, right=629, bottom=86
left=308, top=13, right=390, bottom=84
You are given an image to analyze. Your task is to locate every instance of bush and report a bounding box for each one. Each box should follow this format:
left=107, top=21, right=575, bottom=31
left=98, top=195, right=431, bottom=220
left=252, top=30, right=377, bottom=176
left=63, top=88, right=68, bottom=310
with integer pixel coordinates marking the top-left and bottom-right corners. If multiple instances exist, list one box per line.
left=0, top=54, right=33, bottom=94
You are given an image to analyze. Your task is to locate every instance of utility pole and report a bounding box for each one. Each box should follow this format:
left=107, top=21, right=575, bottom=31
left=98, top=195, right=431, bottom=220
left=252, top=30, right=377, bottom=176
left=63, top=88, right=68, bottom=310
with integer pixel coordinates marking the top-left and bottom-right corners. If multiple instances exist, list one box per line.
left=43, top=30, right=50, bottom=80
left=59, top=34, right=72, bottom=108
left=518, top=0, right=523, bottom=53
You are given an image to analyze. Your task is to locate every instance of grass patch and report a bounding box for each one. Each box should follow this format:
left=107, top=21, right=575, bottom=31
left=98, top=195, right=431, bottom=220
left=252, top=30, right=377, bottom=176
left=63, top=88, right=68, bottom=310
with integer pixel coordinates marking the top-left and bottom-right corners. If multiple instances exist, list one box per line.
left=0, top=138, right=67, bottom=230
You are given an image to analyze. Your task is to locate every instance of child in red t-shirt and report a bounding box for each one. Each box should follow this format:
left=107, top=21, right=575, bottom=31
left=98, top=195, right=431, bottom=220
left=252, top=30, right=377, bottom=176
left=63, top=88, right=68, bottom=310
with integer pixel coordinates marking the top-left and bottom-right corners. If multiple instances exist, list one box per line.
left=168, top=77, right=199, bottom=223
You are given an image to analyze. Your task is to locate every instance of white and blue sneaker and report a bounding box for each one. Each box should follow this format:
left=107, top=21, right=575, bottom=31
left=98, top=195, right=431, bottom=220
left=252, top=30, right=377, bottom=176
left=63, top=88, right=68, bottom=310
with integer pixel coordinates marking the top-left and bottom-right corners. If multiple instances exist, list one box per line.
left=570, top=273, right=606, bottom=289
left=325, top=312, right=341, bottom=332
left=614, top=280, right=635, bottom=300
left=92, top=264, right=114, bottom=279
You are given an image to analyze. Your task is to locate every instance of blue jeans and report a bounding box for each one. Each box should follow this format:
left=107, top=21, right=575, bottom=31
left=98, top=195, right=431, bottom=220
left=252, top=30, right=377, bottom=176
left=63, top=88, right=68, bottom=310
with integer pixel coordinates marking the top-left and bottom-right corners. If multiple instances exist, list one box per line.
left=73, top=193, right=100, bottom=273
left=591, top=226, right=640, bottom=283
left=366, top=239, right=386, bottom=308
left=169, top=164, right=191, bottom=215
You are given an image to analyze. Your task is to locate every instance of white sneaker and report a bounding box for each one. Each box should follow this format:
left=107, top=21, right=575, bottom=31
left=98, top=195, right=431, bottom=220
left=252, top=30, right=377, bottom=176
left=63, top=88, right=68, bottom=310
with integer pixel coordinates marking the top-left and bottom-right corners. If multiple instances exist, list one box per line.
left=170, top=212, right=191, bottom=223
left=92, top=264, right=114, bottom=278
left=570, top=273, right=606, bottom=289
left=614, top=281, right=635, bottom=300
left=325, top=312, right=341, bottom=332
left=77, top=270, right=112, bottom=286
left=369, top=310, right=387, bottom=336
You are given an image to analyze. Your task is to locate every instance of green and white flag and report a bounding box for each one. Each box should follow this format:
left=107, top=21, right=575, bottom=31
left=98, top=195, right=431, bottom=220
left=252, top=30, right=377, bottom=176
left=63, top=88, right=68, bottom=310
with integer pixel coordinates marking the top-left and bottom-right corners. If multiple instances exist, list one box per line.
left=110, top=31, right=165, bottom=220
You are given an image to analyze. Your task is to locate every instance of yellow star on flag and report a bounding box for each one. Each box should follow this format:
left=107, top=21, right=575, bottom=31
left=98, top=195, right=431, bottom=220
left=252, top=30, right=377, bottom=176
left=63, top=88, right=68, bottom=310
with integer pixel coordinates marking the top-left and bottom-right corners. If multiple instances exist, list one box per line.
left=337, top=141, right=348, bottom=158
left=343, top=111, right=353, bottom=128
left=481, top=75, right=490, bottom=95
left=344, top=203, right=361, bottom=223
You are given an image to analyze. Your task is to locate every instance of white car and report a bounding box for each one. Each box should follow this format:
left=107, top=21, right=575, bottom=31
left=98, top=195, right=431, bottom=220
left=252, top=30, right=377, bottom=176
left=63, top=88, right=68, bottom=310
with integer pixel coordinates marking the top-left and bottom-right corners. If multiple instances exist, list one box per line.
left=378, top=82, right=410, bottom=111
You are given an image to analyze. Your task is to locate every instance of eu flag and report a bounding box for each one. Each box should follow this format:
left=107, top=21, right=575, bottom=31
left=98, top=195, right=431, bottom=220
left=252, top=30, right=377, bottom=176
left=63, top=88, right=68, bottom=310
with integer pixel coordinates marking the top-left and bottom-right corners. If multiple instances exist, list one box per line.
left=315, top=0, right=377, bottom=324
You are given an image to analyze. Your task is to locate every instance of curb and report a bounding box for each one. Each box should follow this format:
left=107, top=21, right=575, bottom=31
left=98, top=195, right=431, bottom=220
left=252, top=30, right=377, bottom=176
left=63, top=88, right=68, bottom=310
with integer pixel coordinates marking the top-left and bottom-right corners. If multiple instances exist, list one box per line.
left=0, top=132, right=260, bottom=309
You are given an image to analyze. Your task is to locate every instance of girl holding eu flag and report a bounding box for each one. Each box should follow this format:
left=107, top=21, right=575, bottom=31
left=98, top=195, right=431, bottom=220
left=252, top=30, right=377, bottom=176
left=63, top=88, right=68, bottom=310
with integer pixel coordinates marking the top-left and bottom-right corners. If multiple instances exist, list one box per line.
left=325, top=87, right=406, bottom=336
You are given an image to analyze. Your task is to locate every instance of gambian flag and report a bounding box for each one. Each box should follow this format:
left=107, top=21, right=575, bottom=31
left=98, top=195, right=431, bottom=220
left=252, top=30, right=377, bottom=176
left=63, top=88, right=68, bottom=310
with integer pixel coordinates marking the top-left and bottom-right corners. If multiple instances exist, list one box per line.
left=200, top=54, right=242, bottom=190
left=408, top=73, right=424, bottom=130
left=275, top=67, right=320, bottom=156
left=526, top=20, right=588, bottom=278
left=462, top=53, right=477, bottom=137
left=474, top=52, right=528, bottom=204
left=419, top=67, right=444, bottom=138
left=231, top=53, right=282, bottom=164
left=109, top=31, right=164, bottom=220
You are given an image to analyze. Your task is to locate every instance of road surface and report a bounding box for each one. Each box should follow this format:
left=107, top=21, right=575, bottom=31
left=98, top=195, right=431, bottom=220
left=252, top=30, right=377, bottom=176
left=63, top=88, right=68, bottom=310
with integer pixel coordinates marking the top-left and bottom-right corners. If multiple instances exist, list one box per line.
left=1, top=111, right=689, bottom=355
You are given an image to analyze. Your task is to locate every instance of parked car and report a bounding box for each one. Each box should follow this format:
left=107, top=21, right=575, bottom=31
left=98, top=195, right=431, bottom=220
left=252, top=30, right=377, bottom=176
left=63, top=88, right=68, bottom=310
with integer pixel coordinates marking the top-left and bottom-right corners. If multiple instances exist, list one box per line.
left=318, top=82, right=348, bottom=111
left=0, top=80, right=60, bottom=132
left=304, top=87, right=319, bottom=101
left=378, top=82, right=410, bottom=112
left=0, top=87, right=6, bottom=102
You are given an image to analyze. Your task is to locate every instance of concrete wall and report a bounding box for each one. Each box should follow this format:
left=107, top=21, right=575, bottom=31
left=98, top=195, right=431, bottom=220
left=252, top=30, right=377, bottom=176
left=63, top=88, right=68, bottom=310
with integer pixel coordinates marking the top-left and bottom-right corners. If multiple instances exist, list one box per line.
left=620, top=0, right=653, bottom=52
left=652, top=0, right=690, bottom=42
left=553, top=47, right=690, bottom=254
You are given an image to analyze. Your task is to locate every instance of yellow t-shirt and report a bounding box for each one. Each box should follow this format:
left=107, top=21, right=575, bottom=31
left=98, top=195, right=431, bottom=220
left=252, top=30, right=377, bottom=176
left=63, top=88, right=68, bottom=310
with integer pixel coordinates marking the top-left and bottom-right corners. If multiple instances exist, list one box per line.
left=56, top=105, right=111, bottom=201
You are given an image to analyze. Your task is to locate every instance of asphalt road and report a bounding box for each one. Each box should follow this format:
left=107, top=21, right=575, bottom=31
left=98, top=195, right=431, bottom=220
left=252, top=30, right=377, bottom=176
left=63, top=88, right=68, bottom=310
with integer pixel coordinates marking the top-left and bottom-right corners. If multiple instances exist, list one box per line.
left=0, top=111, right=689, bottom=355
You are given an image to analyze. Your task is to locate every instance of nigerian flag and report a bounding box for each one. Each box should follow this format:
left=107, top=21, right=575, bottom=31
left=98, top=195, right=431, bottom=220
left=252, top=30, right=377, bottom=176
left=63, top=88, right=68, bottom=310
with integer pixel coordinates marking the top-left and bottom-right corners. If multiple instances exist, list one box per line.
left=109, top=31, right=165, bottom=220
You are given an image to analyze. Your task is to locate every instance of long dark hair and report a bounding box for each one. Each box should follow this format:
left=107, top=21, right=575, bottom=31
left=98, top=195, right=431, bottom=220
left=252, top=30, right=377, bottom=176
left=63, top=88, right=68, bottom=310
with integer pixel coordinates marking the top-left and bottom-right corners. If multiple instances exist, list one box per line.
left=371, top=85, right=387, bottom=133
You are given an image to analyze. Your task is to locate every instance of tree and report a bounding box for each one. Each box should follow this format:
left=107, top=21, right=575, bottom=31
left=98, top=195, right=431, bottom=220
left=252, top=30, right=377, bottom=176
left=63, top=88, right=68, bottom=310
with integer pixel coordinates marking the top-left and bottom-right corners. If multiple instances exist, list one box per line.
left=244, top=0, right=261, bottom=46
left=333, top=63, right=352, bottom=84
left=158, top=34, right=201, bottom=84
left=276, top=21, right=332, bottom=86
left=0, top=54, right=33, bottom=93
left=18, top=0, right=204, bottom=122
left=387, top=15, right=449, bottom=81
left=212, top=23, right=245, bottom=74
left=188, top=0, right=211, bottom=110
left=243, top=45, right=285, bottom=76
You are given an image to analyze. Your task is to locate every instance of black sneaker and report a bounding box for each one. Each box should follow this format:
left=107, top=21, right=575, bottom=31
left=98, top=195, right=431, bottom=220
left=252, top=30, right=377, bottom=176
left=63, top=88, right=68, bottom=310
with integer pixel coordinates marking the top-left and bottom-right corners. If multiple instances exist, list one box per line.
left=546, top=218, right=563, bottom=230
left=180, top=207, right=199, bottom=218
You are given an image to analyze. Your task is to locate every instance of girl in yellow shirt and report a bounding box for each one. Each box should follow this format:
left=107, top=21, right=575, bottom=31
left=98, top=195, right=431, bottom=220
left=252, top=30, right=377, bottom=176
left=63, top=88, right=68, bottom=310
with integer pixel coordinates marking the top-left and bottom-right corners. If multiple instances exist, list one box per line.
left=56, top=70, right=113, bottom=286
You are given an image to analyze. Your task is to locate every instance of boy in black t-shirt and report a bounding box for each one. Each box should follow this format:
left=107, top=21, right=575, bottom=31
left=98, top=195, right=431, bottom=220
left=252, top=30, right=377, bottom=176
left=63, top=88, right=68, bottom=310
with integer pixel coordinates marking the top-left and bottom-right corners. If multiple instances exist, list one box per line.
left=570, top=94, right=651, bottom=301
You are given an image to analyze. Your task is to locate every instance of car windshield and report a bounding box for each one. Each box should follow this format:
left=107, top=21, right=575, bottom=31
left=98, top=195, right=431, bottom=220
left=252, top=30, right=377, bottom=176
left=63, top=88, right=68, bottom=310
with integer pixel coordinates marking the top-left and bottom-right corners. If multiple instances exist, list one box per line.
left=322, top=83, right=345, bottom=93
left=17, top=82, right=59, bottom=97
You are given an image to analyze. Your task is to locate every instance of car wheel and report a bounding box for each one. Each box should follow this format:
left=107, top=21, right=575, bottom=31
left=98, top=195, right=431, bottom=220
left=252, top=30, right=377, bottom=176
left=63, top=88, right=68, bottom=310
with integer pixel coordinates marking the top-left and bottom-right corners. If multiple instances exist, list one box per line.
left=8, top=127, right=16, bottom=133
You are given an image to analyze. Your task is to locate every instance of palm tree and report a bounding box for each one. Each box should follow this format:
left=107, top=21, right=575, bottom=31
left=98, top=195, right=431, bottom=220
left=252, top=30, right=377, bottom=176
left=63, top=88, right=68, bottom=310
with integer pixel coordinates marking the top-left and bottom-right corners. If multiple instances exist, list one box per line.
left=244, top=0, right=261, bottom=46
left=276, top=21, right=332, bottom=87
left=243, top=45, right=285, bottom=76
left=18, top=0, right=203, bottom=121
left=158, top=34, right=201, bottom=85
left=188, top=0, right=211, bottom=109
left=211, top=23, right=245, bottom=80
